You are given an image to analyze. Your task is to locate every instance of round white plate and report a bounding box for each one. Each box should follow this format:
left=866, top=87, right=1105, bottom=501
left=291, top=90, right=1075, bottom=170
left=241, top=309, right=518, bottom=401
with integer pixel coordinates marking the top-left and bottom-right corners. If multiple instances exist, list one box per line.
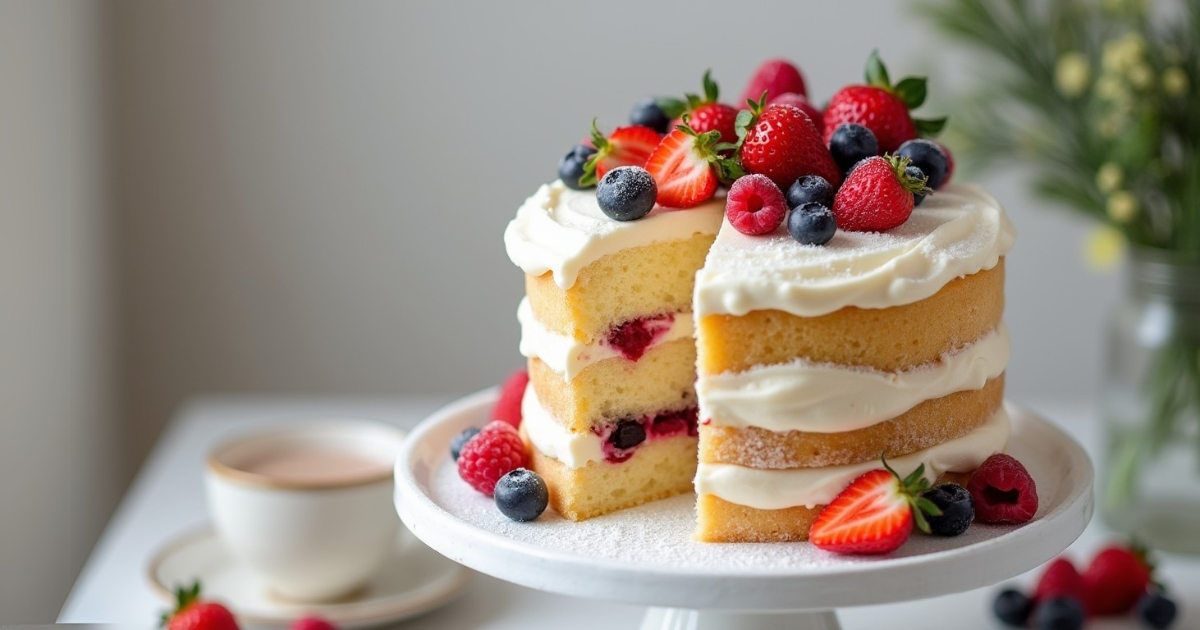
left=395, top=389, right=1094, bottom=612
left=147, top=527, right=471, bottom=628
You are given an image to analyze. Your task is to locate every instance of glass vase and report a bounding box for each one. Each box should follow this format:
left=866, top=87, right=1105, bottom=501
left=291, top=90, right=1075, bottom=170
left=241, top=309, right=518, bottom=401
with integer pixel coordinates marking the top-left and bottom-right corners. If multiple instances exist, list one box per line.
left=1100, top=247, right=1200, bottom=553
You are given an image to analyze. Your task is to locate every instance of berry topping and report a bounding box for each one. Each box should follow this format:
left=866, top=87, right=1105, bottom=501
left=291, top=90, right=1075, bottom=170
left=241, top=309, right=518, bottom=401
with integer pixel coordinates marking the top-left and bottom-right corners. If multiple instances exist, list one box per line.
left=993, top=589, right=1035, bottom=628
left=740, top=58, right=808, bottom=105
left=1032, top=597, right=1086, bottom=630
left=921, top=483, right=974, bottom=537
left=493, top=468, right=549, bottom=522
left=1083, top=544, right=1153, bottom=615
left=608, top=419, right=647, bottom=451
left=770, top=93, right=824, bottom=136
left=832, top=155, right=929, bottom=232
left=1035, top=558, right=1088, bottom=604
left=1137, top=592, right=1178, bottom=629
left=786, top=175, right=835, bottom=209
left=558, top=144, right=597, bottom=190
left=967, top=453, right=1039, bottom=524
left=450, top=427, right=481, bottom=462
left=906, top=165, right=929, bottom=207
left=644, top=124, right=742, bottom=208
left=606, top=314, right=673, bottom=361
left=649, top=407, right=699, bottom=438
left=809, top=456, right=943, bottom=555
left=726, top=174, right=787, bottom=236
left=896, top=139, right=950, bottom=190
left=828, top=123, right=879, bottom=175
left=597, top=166, right=658, bottom=222
left=787, top=202, right=837, bottom=246
left=738, top=99, right=842, bottom=190
left=161, top=582, right=240, bottom=630
left=492, top=369, right=529, bottom=429
left=665, top=71, right=740, bottom=149
left=291, top=616, right=339, bottom=630
left=822, top=51, right=946, bottom=153
left=629, top=97, right=672, bottom=134
left=580, top=122, right=661, bottom=187
left=457, top=421, right=527, bottom=496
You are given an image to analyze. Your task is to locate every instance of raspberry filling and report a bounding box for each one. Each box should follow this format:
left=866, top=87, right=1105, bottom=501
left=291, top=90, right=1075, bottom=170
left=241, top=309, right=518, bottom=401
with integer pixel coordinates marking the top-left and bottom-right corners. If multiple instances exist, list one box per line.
left=604, top=314, right=676, bottom=361
left=592, top=407, right=699, bottom=463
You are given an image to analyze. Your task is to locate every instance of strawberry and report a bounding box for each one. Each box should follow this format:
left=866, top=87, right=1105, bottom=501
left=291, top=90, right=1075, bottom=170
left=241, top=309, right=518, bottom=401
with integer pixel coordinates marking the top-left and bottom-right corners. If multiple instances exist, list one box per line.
left=291, top=617, right=339, bottom=630
left=809, top=456, right=943, bottom=555
left=492, top=369, right=529, bottom=429
left=1035, top=557, right=1088, bottom=605
left=1083, top=544, right=1153, bottom=615
left=738, top=97, right=841, bottom=190
left=769, top=93, right=823, bottom=136
left=822, top=51, right=946, bottom=153
left=161, top=582, right=239, bottom=630
left=832, top=155, right=929, bottom=232
left=740, top=58, right=808, bottom=105
left=659, top=71, right=740, bottom=149
left=580, top=122, right=661, bottom=187
left=644, top=124, right=742, bottom=208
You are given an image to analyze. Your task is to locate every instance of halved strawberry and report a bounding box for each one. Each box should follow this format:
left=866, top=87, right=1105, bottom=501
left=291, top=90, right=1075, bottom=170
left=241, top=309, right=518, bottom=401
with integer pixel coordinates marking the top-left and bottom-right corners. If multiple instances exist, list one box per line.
left=809, top=456, right=943, bottom=555
left=580, top=122, right=661, bottom=187
left=822, top=50, right=946, bottom=153
left=644, top=124, right=742, bottom=208
left=659, top=71, right=740, bottom=149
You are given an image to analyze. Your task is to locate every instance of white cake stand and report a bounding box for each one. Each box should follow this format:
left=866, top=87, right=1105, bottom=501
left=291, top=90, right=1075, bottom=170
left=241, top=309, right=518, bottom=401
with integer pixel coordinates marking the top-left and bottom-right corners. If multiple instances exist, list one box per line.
left=394, top=390, right=1093, bottom=630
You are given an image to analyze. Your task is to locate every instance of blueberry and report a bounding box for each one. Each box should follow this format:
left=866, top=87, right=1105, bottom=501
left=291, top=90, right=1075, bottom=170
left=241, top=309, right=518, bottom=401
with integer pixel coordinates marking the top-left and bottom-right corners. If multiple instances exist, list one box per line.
left=896, top=139, right=949, bottom=189
left=829, top=123, right=879, bottom=174
left=559, top=144, right=597, bottom=190
left=629, top=97, right=672, bottom=134
left=787, top=202, right=837, bottom=246
left=905, top=165, right=929, bottom=207
left=596, top=166, right=657, bottom=221
left=450, top=427, right=480, bottom=462
left=608, top=419, right=647, bottom=450
left=786, top=175, right=834, bottom=210
left=1137, top=592, right=1178, bottom=629
left=922, top=483, right=974, bottom=536
left=993, top=589, right=1034, bottom=627
left=494, top=468, right=549, bottom=522
left=1033, top=597, right=1086, bottom=630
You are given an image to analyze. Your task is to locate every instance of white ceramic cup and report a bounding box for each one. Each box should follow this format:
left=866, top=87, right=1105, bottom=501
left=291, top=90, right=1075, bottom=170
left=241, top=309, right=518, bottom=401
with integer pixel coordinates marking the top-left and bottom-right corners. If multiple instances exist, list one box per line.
left=205, top=420, right=407, bottom=603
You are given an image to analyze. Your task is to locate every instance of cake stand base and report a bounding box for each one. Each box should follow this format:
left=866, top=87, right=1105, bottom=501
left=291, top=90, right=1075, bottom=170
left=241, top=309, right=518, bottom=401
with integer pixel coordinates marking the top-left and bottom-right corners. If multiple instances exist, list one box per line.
left=641, top=607, right=840, bottom=630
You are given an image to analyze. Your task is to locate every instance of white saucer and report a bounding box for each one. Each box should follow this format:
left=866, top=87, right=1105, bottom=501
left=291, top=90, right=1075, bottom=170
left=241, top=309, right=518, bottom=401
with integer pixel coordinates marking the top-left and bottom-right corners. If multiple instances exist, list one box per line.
left=147, top=527, right=472, bottom=628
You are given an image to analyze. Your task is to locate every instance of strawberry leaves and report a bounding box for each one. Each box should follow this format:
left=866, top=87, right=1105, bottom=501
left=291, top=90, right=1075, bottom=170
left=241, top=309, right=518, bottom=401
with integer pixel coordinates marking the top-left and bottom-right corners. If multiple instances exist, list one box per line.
left=881, top=453, right=943, bottom=535
left=862, top=49, right=947, bottom=138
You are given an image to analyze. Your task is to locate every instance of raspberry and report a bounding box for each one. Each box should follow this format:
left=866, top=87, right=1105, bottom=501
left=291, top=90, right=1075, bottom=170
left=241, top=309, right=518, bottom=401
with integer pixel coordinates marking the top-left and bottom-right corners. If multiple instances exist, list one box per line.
left=457, top=421, right=527, bottom=496
left=491, top=369, right=528, bottom=429
left=968, top=453, right=1039, bottom=524
left=726, top=174, right=787, bottom=236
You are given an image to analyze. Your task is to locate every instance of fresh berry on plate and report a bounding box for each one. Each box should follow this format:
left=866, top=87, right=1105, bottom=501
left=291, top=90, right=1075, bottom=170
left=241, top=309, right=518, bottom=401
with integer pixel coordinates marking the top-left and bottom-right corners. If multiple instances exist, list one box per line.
left=993, top=588, right=1035, bottom=628
left=1137, top=592, right=1178, bottom=629
left=1033, top=597, right=1087, bottom=630
left=809, top=457, right=943, bottom=555
left=921, top=483, right=974, bottom=537
left=967, top=453, right=1039, bottom=524
left=629, top=97, right=672, bottom=134
left=896, top=139, right=950, bottom=190
left=494, top=468, right=550, bottom=522
left=786, top=175, right=835, bottom=209
left=787, top=202, right=837, bottom=246
left=290, top=616, right=339, bottom=630
left=667, top=71, right=740, bottom=148
left=832, top=155, right=929, bottom=232
left=559, top=144, right=598, bottom=190
left=492, top=369, right=529, bottom=429
left=726, top=174, right=787, bottom=235
left=450, top=427, right=481, bottom=462
left=161, top=582, right=239, bottom=630
left=1083, top=543, right=1153, bottom=615
left=828, top=123, right=879, bottom=175
left=597, top=166, right=658, bottom=221
left=457, top=421, right=528, bottom=496
left=739, top=98, right=842, bottom=190
left=906, top=165, right=929, bottom=207
left=740, top=58, right=808, bottom=104
left=580, top=122, right=661, bottom=187
left=645, top=125, right=742, bottom=208
left=770, top=93, right=824, bottom=136
left=1035, top=557, right=1088, bottom=604
left=823, top=50, right=946, bottom=153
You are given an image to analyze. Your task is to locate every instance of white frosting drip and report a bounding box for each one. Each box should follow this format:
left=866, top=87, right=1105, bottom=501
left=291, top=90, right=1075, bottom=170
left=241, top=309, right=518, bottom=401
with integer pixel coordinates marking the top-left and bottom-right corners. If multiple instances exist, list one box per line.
left=517, top=297, right=696, bottom=381
left=697, top=324, right=1010, bottom=434
left=694, top=184, right=1016, bottom=317
left=521, top=385, right=604, bottom=469
left=504, top=180, right=725, bottom=289
left=694, top=408, right=1010, bottom=510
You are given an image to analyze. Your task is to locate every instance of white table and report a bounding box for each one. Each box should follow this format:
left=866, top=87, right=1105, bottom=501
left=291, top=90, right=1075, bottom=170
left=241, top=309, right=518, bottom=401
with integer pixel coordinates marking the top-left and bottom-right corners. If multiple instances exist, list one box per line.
left=59, top=395, right=1200, bottom=629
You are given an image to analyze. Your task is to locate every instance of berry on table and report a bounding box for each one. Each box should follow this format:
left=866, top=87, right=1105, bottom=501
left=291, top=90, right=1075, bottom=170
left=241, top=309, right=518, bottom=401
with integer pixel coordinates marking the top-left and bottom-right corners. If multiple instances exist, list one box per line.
left=161, top=581, right=240, bottom=630
left=492, top=369, right=529, bottom=430
left=828, top=123, right=879, bottom=175
left=1083, top=543, right=1153, bottom=615
left=786, top=175, right=835, bottom=209
left=494, top=468, right=550, bottom=522
left=597, top=166, right=658, bottom=222
left=290, top=616, right=339, bottom=630
left=450, top=427, right=481, bottom=462
left=558, top=144, right=597, bottom=190
left=993, top=588, right=1034, bottom=627
left=726, top=174, right=787, bottom=236
left=832, top=155, right=929, bottom=232
left=739, top=97, right=842, bottom=190
left=896, top=139, right=950, bottom=190
left=740, top=58, right=808, bottom=105
left=1032, top=596, right=1086, bottom=630
left=1035, top=557, right=1088, bottom=604
left=770, top=93, right=824, bottom=136
left=906, top=165, right=929, bottom=207
left=809, top=457, right=943, bottom=555
left=921, top=483, right=974, bottom=536
left=457, top=421, right=528, bottom=496
left=644, top=124, right=742, bottom=208
left=580, top=121, right=661, bottom=187
left=629, top=97, right=672, bottom=134
left=787, top=202, right=837, bottom=246
left=1136, top=592, right=1178, bottom=629
left=967, top=453, right=1039, bottom=524
left=822, top=50, right=946, bottom=153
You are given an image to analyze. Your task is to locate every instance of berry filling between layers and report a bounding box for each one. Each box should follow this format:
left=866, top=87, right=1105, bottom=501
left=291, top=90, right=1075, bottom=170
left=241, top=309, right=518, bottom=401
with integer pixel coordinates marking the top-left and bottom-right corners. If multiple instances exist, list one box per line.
left=592, top=408, right=700, bottom=463
left=602, top=313, right=676, bottom=362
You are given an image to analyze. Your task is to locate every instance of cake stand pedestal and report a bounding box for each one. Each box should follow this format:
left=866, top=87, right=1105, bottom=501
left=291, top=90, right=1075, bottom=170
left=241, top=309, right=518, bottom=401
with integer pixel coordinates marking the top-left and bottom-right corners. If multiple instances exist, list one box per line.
left=394, top=391, right=1094, bottom=630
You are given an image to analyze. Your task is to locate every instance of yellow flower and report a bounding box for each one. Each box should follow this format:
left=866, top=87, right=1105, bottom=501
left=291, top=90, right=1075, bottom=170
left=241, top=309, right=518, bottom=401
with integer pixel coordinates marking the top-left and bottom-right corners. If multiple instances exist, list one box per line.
left=1163, top=67, right=1189, bottom=96
left=1102, top=33, right=1146, bottom=74
left=1096, top=163, right=1123, bottom=193
left=1085, top=225, right=1126, bottom=271
left=1106, top=191, right=1138, bottom=222
left=1095, top=75, right=1129, bottom=103
left=1055, top=52, right=1092, bottom=98
left=1128, top=63, right=1154, bottom=90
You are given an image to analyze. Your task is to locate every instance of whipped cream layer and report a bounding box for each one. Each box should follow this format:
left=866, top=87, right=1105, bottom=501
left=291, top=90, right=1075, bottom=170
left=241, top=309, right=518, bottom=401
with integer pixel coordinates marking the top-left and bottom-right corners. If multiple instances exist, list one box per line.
left=517, top=297, right=695, bottom=381
left=697, top=324, right=1010, bottom=433
left=694, top=407, right=1010, bottom=510
left=505, top=180, right=725, bottom=289
left=522, top=385, right=604, bottom=468
left=694, top=184, right=1015, bottom=317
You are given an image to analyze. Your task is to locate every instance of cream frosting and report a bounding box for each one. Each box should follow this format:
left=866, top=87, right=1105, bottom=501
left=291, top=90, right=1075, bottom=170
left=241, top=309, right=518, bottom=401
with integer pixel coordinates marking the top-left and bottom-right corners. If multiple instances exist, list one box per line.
left=517, top=297, right=695, bottom=381
left=697, top=324, right=1010, bottom=433
left=693, top=184, right=1016, bottom=317
left=694, top=407, right=1011, bottom=510
left=504, top=180, right=725, bottom=289
left=521, top=385, right=604, bottom=468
